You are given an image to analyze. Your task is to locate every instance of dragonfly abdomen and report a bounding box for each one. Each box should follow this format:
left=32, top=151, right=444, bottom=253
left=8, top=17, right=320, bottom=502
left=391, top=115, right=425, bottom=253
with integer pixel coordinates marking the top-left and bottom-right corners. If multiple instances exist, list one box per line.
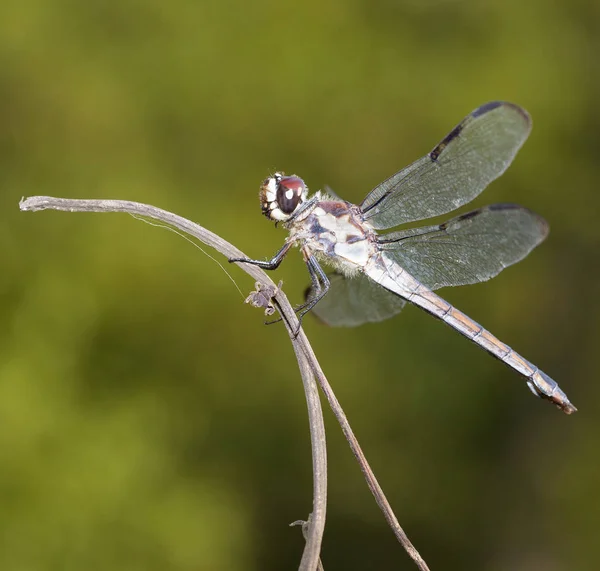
left=369, top=257, right=576, bottom=414
left=406, top=285, right=577, bottom=414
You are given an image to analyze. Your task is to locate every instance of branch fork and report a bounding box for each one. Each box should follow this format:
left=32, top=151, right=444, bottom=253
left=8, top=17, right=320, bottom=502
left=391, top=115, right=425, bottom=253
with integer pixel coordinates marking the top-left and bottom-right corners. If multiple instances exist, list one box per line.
left=20, top=195, right=430, bottom=571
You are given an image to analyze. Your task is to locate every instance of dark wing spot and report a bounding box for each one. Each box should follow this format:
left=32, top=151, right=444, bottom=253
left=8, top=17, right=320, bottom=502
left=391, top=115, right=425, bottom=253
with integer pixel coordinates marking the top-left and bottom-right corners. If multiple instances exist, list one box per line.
left=455, top=208, right=482, bottom=222
left=471, top=101, right=504, bottom=118
left=438, top=207, right=484, bottom=231
left=472, top=101, right=531, bottom=127
left=429, top=123, right=463, bottom=162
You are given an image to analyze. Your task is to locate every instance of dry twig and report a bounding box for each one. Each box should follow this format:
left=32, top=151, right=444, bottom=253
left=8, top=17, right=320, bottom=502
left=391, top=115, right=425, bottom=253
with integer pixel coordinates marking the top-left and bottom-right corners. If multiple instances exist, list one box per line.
left=19, top=195, right=430, bottom=571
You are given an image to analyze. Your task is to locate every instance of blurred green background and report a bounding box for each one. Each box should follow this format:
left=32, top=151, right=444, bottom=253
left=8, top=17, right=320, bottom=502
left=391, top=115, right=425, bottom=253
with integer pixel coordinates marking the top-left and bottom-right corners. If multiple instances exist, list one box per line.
left=1, top=0, right=599, bottom=569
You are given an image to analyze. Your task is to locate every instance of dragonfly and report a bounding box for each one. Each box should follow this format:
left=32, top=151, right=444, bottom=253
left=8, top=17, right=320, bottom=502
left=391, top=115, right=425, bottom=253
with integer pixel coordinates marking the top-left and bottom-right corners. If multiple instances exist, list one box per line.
left=230, top=101, right=576, bottom=414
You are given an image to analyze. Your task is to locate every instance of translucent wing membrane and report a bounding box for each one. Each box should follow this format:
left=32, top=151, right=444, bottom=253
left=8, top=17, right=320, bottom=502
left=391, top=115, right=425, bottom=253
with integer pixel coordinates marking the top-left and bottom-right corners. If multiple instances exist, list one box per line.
left=377, top=204, right=549, bottom=290
left=360, top=102, right=532, bottom=229
left=307, top=272, right=406, bottom=327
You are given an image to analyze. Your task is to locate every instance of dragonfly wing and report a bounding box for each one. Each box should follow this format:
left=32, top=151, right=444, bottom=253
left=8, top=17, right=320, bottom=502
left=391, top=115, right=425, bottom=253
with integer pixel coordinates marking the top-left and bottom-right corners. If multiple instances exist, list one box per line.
left=377, top=204, right=548, bottom=290
left=360, top=102, right=532, bottom=229
left=307, top=272, right=406, bottom=327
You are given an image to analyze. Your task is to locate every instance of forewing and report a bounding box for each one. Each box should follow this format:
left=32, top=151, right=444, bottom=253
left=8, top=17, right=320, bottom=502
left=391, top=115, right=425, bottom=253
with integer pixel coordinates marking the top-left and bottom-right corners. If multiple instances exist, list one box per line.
left=377, top=204, right=548, bottom=290
left=307, top=272, right=406, bottom=327
left=360, top=102, right=532, bottom=229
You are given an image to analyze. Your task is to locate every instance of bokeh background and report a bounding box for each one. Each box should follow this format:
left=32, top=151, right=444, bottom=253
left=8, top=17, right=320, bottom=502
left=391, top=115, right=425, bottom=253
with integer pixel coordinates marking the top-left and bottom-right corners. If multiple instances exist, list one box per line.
left=1, top=0, right=599, bottom=569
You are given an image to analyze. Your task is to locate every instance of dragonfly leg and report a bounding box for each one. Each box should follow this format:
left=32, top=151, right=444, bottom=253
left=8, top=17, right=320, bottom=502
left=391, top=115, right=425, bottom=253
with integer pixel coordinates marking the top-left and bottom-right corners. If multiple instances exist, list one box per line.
left=292, top=254, right=330, bottom=335
left=229, top=241, right=294, bottom=270
left=265, top=253, right=330, bottom=333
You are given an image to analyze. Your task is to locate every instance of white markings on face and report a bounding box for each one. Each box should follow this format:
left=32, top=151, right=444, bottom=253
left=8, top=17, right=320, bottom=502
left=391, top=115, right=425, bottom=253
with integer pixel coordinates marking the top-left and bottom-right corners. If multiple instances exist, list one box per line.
left=259, top=173, right=308, bottom=221
left=269, top=208, right=290, bottom=221
left=264, top=177, right=278, bottom=202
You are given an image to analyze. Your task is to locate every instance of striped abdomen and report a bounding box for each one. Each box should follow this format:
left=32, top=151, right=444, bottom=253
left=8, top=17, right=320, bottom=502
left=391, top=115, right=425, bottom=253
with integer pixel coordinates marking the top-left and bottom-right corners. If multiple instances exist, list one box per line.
left=369, top=257, right=577, bottom=414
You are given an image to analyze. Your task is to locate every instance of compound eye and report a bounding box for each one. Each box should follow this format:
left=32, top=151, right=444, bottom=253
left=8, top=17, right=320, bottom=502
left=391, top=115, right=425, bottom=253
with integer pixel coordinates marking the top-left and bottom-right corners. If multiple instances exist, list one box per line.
left=277, top=176, right=306, bottom=214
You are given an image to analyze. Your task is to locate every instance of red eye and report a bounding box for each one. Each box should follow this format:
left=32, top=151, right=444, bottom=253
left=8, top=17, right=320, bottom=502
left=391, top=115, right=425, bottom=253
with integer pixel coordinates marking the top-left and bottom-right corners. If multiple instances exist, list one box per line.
left=277, top=176, right=306, bottom=214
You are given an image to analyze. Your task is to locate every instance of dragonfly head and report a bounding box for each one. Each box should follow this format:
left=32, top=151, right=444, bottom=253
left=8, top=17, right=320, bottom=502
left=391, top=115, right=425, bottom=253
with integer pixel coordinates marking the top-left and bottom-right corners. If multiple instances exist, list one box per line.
left=260, top=173, right=308, bottom=222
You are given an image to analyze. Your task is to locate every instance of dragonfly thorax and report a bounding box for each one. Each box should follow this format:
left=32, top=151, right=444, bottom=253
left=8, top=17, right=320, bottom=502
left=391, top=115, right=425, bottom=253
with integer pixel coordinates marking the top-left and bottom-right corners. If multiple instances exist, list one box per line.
left=260, top=173, right=308, bottom=222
